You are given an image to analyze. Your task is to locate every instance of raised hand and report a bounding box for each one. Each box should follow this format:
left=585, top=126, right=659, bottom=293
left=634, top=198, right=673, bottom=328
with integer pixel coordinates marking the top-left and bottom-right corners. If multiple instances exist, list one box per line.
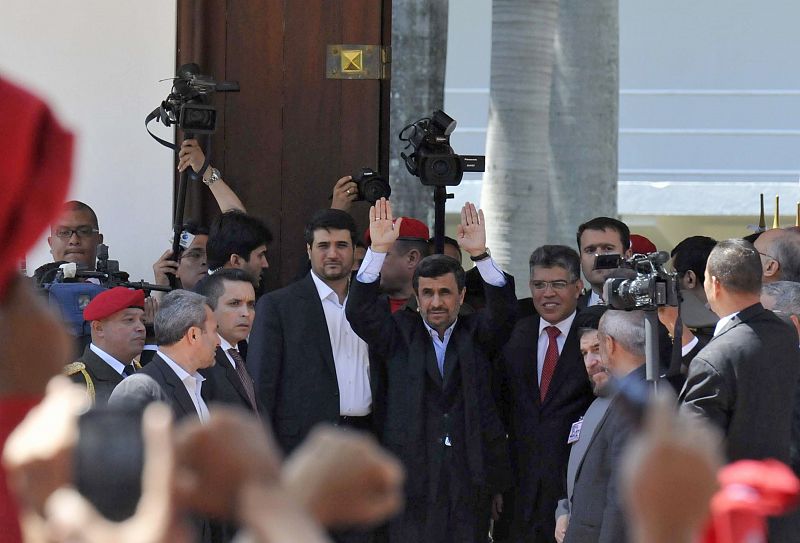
left=368, top=198, right=402, bottom=253
left=456, top=201, right=487, bottom=258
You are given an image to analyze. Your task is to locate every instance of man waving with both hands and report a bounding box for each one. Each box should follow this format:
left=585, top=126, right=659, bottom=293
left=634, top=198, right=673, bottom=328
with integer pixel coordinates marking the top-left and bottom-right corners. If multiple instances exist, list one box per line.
left=346, top=198, right=516, bottom=543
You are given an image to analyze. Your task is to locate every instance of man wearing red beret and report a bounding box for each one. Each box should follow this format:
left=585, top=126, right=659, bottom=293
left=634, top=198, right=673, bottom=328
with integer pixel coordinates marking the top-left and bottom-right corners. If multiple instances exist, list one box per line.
left=65, top=286, right=147, bottom=405
left=365, top=215, right=431, bottom=313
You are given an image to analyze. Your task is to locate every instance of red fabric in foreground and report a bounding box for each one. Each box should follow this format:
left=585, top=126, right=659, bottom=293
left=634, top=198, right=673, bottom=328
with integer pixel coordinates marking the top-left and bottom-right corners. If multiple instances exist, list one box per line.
left=702, top=459, right=800, bottom=543
left=0, top=77, right=73, bottom=300
left=0, top=75, right=74, bottom=543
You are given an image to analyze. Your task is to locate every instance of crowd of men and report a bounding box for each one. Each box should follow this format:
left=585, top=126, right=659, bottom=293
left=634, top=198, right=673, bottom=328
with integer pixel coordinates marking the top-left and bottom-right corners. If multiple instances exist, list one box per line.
left=26, top=139, right=800, bottom=543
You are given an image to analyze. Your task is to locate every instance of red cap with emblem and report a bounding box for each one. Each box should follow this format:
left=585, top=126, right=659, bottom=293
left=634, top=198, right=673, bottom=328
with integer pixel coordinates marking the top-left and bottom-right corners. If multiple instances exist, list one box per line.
left=364, top=217, right=430, bottom=245
left=83, top=287, right=145, bottom=321
left=630, top=234, right=657, bottom=255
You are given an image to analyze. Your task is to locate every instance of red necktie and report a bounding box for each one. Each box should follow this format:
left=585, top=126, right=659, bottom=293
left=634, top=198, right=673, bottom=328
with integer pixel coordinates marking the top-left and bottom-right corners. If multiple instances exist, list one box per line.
left=540, top=326, right=561, bottom=402
left=228, top=348, right=258, bottom=413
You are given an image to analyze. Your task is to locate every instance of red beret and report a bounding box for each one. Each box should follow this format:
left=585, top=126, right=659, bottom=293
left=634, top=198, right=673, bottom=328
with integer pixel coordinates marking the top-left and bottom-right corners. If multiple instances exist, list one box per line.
left=630, top=234, right=657, bottom=255
left=0, top=77, right=73, bottom=300
left=83, top=287, right=145, bottom=321
left=363, top=217, right=430, bottom=246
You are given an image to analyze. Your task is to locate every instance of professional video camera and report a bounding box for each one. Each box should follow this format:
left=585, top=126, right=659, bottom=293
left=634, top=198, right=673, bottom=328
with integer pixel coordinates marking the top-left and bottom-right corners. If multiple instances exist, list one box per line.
left=351, top=167, right=391, bottom=204
left=596, top=252, right=680, bottom=311
left=146, top=63, right=240, bottom=136
left=36, top=244, right=170, bottom=343
left=399, top=109, right=485, bottom=186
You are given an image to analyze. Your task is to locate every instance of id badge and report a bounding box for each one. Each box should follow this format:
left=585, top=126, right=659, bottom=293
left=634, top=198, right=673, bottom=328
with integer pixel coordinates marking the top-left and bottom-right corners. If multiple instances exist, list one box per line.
left=567, top=417, right=583, bottom=444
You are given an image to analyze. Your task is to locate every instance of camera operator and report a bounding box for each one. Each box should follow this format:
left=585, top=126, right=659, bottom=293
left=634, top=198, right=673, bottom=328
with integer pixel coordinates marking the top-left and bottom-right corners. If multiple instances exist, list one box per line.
left=151, top=138, right=246, bottom=292
left=34, top=201, right=103, bottom=283
left=64, top=287, right=147, bottom=406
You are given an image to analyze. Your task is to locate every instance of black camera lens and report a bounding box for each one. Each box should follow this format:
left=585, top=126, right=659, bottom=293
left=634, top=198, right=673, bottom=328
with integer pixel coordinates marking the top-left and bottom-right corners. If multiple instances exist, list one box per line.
left=352, top=168, right=391, bottom=204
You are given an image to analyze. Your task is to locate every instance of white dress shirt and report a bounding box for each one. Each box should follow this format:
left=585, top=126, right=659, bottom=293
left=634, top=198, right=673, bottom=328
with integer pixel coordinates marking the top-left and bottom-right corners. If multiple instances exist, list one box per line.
left=310, top=271, right=372, bottom=416
left=89, top=343, right=127, bottom=376
left=537, top=311, right=577, bottom=382
left=587, top=290, right=603, bottom=307
left=158, top=350, right=210, bottom=423
left=422, top=319, right=457, bottom=376
left=714, top=311, right=739, bottom=337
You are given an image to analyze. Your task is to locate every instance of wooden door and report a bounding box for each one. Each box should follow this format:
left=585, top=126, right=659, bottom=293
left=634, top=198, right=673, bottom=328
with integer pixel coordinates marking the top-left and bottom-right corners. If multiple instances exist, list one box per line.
left=176, top=0, right=390, bottom=289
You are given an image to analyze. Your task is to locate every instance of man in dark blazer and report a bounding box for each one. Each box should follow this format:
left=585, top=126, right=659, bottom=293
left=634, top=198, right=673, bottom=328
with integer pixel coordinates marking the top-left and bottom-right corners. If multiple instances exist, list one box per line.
left=114, top=290, right=220, bottom=422
left=65, top=286, right=146, bottom=405
left=496, top=245, right=595, bottom=543
left=346, top=199, right=514, bottom=543
left=562, top=310, right=647, bottom=543
left=680, top=239, right=800, bottom=463
left=194, top=268, right=260, bottom=415
left=248, top=209, right=375, bottom=458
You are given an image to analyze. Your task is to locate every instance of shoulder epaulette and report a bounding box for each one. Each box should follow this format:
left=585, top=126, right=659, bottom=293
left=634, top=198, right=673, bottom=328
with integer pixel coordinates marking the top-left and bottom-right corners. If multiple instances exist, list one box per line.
left=64, top=361, right=96, bottom=403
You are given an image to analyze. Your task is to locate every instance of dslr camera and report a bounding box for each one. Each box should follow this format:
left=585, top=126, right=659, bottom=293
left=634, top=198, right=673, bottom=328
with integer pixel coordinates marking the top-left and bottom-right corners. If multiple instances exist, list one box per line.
left=351, top=167, right=391, bottom=204
left=596, top=251, right=680, bottom=311
left=400, top=109, right=485, bottom=186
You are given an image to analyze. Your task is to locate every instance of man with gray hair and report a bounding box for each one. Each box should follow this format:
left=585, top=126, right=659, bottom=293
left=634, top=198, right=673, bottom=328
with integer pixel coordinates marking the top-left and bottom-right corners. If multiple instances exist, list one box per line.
left=111, top=289, right=219, bottom=422
left=754, top=227, right=800, bottom=283
left=762, top=280, right=800, bottom=336
left=559, top=309, right=646, bottom=543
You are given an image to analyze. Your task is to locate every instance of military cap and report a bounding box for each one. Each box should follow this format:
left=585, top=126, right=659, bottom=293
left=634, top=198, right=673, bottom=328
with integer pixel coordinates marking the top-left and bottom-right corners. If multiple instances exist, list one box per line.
left=83, top=287, right=145, bottom=321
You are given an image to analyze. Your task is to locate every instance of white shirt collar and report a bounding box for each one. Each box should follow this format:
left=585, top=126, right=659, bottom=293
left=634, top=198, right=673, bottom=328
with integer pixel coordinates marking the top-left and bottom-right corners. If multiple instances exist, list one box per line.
left=539, top=310, right=577, bottom=338
left=310, top=269, right=342, bottom=304
left=218, top=334, right=235, bottom=352
left=89, top=343, right=127, bottom=375
left=713, top=311, right=739, bottom=337
left=157, top=350, right=205, bottom=384
left=588, top=290, right=603, bottom=307
left=422, top=317, right=458, bottom=342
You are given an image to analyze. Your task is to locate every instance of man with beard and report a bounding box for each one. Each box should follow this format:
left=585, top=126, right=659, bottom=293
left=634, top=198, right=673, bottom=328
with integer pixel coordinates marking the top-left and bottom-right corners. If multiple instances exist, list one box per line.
left=65, top=286, right=146, bottom=405
left=250, top=209, right=374, bottom=453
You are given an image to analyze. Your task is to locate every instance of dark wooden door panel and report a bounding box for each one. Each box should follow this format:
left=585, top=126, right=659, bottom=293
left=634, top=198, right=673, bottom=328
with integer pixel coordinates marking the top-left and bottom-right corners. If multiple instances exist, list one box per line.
left=176, top=0, right=389, bottom=288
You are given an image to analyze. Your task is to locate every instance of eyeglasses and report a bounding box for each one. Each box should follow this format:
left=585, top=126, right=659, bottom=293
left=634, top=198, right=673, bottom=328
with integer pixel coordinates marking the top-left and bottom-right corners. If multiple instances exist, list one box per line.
left=180, top=249, right=207, bottom=261
left=53, top=226, right=99, bottom=239
left=758, top=251, right=779, bottom=262
left=530, top=280, right=576, bottom=291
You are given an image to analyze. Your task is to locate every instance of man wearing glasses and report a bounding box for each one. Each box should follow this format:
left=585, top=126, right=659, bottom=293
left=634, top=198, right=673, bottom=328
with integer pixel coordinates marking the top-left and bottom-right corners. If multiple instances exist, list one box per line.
left=47, top=200, right=103, bottom=271
left=496, top=245, right=595, bottom=543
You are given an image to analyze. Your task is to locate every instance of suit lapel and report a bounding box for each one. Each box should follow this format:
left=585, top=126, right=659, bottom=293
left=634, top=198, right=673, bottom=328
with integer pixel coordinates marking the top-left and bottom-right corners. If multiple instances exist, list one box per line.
left=296, top=275, right=337, bottom=379
left=567, top=396, right=612, bottom=500
left=153, top=355, right=200, bottom=420
left=216, top=347, right=252, bottom=407
left=572, top=394, right=617, bottom=486
left=515, top=317, right=542, bottom=404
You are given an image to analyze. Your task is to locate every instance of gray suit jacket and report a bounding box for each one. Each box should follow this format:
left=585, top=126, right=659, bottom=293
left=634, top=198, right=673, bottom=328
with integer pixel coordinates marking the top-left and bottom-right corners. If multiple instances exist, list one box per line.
left=562, top=365, right=645, bottom=543
left=554, top=395, right=612, bottom=521
left=680, top=303, right=800, bottom=462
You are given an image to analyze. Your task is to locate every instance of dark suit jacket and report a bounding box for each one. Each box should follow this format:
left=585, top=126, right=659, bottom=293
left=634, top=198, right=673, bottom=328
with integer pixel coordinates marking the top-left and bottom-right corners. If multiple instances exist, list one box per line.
left=138, top=353, right=202, bottom=422
left=68, top=345, right=126, bottom=406
left=564, top=365, right=645, bottom=543
left=345, top=273, right=515, bottom=501
left=249, top=273, right=374, bottom=454
left=680, top=303, right=800, bottom=463
left=200, top=346, right=260, bottom=415
left=496, top=313, right=595, bottom=538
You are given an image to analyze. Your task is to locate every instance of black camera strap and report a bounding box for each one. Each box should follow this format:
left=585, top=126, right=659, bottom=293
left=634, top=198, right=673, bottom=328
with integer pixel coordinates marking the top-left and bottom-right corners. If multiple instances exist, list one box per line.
left=145, top=107, right=178, bottom=150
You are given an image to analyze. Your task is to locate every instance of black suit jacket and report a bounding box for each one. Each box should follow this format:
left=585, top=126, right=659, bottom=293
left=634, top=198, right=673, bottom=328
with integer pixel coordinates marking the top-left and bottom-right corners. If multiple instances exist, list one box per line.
left=497, top=313, right=595, bottom=538
left=345, top=273, right=515, bottom=500
left=249, top=273, right=374, bottom=454
left=200, top=346, right=260, bottom=415
left=68, top=345, right=126, bottom=406
left=138, top=353, right=202, bottom=422
left=680, top=303, right=800, bottom=463
left=564, top=365, right=645, bottom=543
